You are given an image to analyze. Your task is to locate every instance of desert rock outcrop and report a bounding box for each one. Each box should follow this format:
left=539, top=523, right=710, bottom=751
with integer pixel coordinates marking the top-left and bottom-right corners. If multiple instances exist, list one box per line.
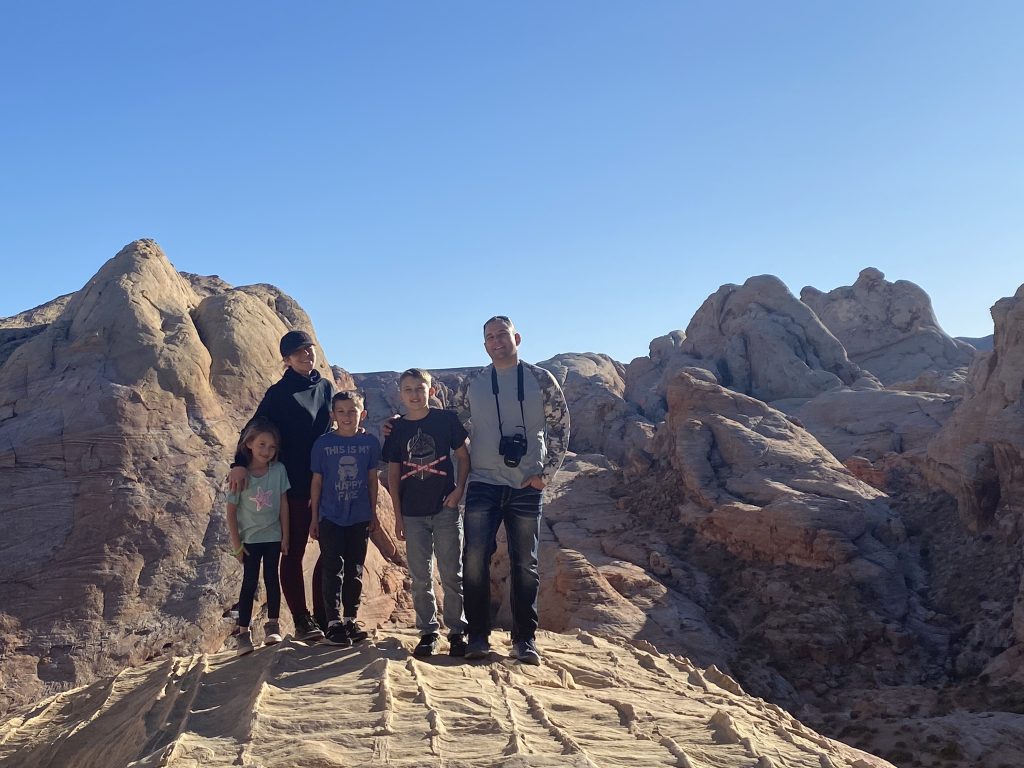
left=0, top=240, right=404, bottom=714
left=625, top=277, right=877, bottom=423
left=801, top=268, right=975, bottom=391
left=0, top=629, right=895, bottom=768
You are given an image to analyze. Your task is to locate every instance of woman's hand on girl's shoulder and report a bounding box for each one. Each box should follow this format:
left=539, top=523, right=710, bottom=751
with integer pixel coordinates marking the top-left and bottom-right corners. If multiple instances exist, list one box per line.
left=228, top=466, right=249, bottom=493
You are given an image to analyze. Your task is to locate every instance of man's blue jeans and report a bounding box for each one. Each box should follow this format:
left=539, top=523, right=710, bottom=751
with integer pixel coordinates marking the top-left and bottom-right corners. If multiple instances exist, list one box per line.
left=404, top=506, right=467, bottom=635
left=463, top=481, right=543, bottom=642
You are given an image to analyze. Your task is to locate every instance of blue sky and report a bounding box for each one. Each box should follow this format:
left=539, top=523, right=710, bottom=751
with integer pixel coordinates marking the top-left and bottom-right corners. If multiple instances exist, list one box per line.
left=1, top=2, right=1021, bottom=372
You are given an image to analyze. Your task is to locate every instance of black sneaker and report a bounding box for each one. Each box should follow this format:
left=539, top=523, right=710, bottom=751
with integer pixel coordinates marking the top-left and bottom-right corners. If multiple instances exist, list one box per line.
left=515, top=639, right=541, bottom=666
left=296, top=614, right=325, bottom=641
left=325, top=623, right=353, bottom=647
left=414, top=633, right=439, bottom=658
left=465, top=635, right=491, bottom=659
left=448, top=634, right=468, bottom=657
left=344, top=620, right=368, bottom=643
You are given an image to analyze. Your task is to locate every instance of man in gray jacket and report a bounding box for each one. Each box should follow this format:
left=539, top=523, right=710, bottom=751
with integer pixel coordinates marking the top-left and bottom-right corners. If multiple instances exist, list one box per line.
left=453, top=315, right=570, bottom=664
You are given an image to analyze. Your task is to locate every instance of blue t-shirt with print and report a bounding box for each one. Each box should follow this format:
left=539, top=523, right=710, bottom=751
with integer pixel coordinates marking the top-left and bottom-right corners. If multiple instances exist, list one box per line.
left=310, top=432, right=381, bottom=526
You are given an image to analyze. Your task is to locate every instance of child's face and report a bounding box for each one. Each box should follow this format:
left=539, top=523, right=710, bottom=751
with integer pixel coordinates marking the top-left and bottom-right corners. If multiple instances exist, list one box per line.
left=332, top=399, right=364, bottom=434
left=246, top=433, right=277, bottom=465
left=399, top=378, right=432, bottom=412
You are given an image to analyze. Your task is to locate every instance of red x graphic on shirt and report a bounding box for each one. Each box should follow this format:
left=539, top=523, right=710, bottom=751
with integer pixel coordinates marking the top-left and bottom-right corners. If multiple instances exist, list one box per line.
left=401, top=456, right=447, bottom=481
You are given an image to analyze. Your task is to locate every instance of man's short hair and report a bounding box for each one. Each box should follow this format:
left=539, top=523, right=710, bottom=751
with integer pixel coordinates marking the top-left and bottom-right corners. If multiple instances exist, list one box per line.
left=332, top=390, right=365, bottom=410
left=400, top=368, right=433, bottom=386
left=483, top=315, right=515, bottom=333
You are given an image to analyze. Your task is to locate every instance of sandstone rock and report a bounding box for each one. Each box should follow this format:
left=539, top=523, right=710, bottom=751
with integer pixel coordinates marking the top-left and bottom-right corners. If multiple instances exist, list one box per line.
left=958, top=334, right=994, bottom=351
left=0, top=240, right=402, bottom=715
left=0, top=629, right=897, bottom=768
left=774, top=387, right=956, bottom=465
left=925, top=283, right=1024, bottom=534
left=538, top=352, right=652, bottom=464
left=801, top=268, right=975, bottom=392
left=625, top=277, right=877, bottom=420
left=623, top=330, right=688, bottom=421
left=0, top=294, right=74, bottom=368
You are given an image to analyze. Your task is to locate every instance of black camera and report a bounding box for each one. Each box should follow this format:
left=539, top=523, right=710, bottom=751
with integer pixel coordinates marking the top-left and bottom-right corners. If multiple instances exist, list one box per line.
left=499, top=433, right=528, bottom=467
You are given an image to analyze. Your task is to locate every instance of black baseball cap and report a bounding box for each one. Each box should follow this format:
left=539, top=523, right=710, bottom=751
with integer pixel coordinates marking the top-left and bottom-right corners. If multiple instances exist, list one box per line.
left=280, top=330, right=315, bottom=357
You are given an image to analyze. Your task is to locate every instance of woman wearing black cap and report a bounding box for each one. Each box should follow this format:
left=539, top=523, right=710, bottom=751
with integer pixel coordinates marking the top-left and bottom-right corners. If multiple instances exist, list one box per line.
left=228, top=330, right=333, bottom=641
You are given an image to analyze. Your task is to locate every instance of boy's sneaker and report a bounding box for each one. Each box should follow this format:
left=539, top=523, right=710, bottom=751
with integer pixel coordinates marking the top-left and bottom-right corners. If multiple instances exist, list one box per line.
left=465, top=635, right=491, bottom=659
left=515, top=639, right=541, bottom=666
left=414, top=633, right=439, bottom=658
left=448, top=634, right=468, bottom=657
left=263, top=621, right=283, bottom=645
left=295, top=614, right=324, bottom=641
left=344, top=620, right=368, bottom=643
left=236, top=629, right=254, bottom=657
left=324, top=623, right=353, bottom=647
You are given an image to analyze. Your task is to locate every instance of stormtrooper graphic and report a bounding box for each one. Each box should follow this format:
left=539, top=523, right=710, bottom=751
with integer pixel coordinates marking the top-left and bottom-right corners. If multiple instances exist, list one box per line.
left=336, top=454, right=360, bottom=500
left=403, top=428, right=445, bottom=481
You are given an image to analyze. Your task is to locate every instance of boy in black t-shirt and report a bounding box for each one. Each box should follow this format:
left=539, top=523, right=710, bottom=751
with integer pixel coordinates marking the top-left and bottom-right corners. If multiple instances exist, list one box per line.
left=382, top=368, right=470, bottom=657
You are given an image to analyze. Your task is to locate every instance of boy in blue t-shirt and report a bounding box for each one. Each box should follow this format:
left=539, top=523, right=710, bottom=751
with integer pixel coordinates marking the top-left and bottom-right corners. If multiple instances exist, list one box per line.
left=310, top=391, right=381, bottom=647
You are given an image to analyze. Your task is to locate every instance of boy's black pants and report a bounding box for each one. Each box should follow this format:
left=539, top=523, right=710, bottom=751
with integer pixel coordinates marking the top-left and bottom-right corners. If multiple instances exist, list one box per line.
left=319, top=518, right=369, bottom=623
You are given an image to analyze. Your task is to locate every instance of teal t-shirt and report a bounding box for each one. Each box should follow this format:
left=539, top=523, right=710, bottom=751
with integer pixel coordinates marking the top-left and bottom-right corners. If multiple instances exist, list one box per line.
left=226, top=462, right=290, bottom=544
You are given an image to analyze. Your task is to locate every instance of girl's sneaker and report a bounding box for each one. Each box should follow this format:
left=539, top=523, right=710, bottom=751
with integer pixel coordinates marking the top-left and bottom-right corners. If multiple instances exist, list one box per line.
left=236, top=630, right=255, bottom=657
left=263, top=621, right=283, bottom=645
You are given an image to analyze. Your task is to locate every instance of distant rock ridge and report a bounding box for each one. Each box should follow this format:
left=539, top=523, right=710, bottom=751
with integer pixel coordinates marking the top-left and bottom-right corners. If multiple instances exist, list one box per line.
left=623, top=276, right=878, bottom=425
left=801, top=267, right=975, bottom=392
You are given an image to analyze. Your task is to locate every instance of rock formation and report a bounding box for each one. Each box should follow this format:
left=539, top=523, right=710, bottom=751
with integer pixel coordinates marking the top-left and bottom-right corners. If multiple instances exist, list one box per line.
left=0, top=629, right=896, bottom=768
left=4, top=244, right=1024, bottom=768
left=537, top=352, right=651, bottom=465
left=624, top=276, right=877, bottom=423
left=801, top=268, right=976, bottom=392
left=925, top=283, right=1024, bottom=534
left=0, top=240, right=405, bottom=714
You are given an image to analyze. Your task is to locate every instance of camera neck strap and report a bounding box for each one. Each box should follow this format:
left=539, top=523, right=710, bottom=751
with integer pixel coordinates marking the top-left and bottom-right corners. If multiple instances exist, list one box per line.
left=491, top=362, right=526, bottom=436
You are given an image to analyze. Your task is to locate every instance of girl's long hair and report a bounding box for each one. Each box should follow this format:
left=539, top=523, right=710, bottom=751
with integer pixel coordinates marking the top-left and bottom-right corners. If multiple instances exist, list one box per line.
left=236, top=418, right=282, bottom=463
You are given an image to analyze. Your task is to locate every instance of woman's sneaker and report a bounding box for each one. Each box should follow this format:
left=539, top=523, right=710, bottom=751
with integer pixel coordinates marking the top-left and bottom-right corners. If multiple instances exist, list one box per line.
left=263, top=621, right=283, bottom=645
left=295, top=614, right=324, bottom=641
left=236, top=630, right=255, bottom=657
left=325, top=623, right=353, bottom=647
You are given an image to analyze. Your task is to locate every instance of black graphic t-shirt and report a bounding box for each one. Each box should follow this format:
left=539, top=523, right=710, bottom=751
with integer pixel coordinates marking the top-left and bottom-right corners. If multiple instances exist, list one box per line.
left=382, top=408, right=469, bottom=517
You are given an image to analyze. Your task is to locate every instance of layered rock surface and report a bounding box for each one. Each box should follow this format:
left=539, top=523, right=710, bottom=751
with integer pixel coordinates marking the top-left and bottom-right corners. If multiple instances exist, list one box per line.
left=801, top=268, right=976, bottom=392
left=624, top=276, right=877, bottom=424
left=0, top=629, right=894, bottom=768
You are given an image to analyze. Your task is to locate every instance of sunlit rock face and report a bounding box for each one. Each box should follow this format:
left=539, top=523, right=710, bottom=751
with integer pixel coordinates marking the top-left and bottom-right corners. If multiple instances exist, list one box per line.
left=0, top=240, right=403, bottom=714
left=801, top=267, right=976, bottom=393
left=925, top=283, right=1024, bottom=534
left=624, top=276, right=877, bottom=424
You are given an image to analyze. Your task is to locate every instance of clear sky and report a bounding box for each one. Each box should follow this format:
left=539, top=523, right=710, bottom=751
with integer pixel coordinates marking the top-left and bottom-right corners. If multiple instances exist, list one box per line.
left=1, top=2, right=1021, bottom=372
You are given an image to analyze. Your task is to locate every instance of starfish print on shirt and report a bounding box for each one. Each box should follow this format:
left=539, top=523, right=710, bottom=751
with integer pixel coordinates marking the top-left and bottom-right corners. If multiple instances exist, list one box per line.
left=250, top=486, right=274, bottom=512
